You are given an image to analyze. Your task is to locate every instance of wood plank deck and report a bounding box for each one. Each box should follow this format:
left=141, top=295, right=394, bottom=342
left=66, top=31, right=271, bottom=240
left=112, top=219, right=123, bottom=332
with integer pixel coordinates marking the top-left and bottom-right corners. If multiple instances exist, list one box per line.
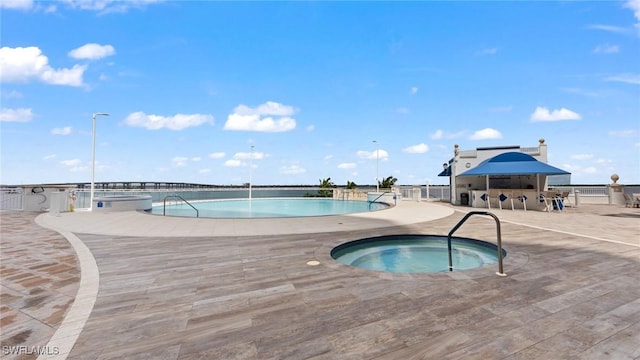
left=2, top=203, right=639, bottom=359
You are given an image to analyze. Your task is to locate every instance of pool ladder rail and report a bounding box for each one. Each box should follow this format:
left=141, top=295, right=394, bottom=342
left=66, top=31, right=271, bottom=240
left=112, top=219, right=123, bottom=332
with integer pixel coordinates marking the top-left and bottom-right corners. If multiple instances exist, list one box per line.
left=447, top=211, right=506, bottom=277
left=163, top=195, right=199, bottom=218
left=368, top=191, right=397, bottom=209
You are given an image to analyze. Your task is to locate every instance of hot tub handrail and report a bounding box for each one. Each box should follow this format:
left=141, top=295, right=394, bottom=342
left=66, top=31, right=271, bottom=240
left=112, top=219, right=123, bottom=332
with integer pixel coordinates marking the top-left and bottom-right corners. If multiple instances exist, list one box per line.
left=447, top=211, right=506, bottom=277
left=163, top=195, right=199, bottom=217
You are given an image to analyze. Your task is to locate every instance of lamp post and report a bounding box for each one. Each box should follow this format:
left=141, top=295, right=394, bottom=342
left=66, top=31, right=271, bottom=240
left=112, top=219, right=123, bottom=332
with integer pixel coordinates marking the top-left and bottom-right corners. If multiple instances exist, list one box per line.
left=249, top=145, right=254, bottom=201
left=89, top=113, right=109, bottom=211
left=373, top=140, right=379, bottom=192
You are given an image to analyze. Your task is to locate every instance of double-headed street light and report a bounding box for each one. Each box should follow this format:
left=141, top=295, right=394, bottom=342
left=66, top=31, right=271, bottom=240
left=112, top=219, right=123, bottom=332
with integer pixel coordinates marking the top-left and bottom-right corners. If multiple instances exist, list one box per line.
left=89, top=112, right=109, bottom=211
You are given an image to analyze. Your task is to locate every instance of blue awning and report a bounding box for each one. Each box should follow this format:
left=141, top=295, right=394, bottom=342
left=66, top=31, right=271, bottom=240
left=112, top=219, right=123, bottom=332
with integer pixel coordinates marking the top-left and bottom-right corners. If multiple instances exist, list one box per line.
left=458, top=152, right=570, bottom=176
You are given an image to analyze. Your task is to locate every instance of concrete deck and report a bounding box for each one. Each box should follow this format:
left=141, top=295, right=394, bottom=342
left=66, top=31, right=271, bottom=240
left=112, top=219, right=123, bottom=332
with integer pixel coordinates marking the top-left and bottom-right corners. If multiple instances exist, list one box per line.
left=1, top=201, right=639, bottom=359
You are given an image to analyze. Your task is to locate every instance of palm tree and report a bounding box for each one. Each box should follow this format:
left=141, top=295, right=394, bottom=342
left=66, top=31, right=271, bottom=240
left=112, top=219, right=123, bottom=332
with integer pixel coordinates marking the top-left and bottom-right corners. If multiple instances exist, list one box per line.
left=317, top=177, right=336, bottom=197
left=346, top=180, right=357, bottom=189
left=379, top=176, right=398, bottom=189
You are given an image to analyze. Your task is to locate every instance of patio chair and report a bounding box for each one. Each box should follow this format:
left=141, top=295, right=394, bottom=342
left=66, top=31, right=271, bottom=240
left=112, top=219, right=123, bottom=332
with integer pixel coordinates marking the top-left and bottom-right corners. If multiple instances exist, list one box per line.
left=560, top=191, right=572, bottom=207
left=496, top=191, right=512, bottom=210
left=539, top=193, right=563, bottom=212
left=539, top=193, right=551, bottom=212
left=479, top=192, right=490, bottom=209
left=546, top=191, right=564, bottom=212
left=511, top=190, right=527, bottom=211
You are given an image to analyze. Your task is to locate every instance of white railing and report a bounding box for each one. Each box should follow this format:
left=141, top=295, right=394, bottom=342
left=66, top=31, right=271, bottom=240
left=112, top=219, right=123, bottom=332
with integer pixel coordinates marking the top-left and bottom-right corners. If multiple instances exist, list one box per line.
left=394, top=185, right=451, bottom=202
left=0, top=187, right=24, bottom=210
left=551, top=186, right=608, bottom=197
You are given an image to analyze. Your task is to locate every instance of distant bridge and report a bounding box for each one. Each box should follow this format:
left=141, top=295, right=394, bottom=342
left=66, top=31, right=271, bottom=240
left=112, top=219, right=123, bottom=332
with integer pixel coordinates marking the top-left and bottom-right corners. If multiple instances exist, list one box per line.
left=1, top=182, right=324, bottom=190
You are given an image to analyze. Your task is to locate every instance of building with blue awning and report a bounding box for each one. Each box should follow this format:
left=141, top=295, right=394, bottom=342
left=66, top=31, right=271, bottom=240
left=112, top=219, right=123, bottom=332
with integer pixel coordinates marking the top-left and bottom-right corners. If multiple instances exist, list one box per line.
left=439, top=139, right=571, bottom=208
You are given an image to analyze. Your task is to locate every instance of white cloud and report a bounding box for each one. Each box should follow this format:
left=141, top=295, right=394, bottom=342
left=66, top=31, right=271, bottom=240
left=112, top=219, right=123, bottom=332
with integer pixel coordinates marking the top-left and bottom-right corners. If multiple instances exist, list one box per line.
left=592, top=44, right=620, bottom=54
left=198, top=169, right=211, bottom=174
left=191, top=157, right=201, bottom=162
left=324, top=155, right=333, bottom=161
left=0, top=107, right=33, bottom=122
left=595, top=158, right=613, bottom=164
left=530, top=106, right=581, bottom=122
left=208, top=152, right=225, bottom=159
left=233, top=151, right=266, bottom=160
left=280, top=165, right=306, bottom=174
left=224, top=159, right=244, bottom=167
left=306, top=124, right=315, bottom=131
left=57, top=0, right=164, bottom=13
left=609, top=129, right=638, bottom=137
left=563, top=164, right=598, bottom=174
left=624, top=0, right=640, bottom=36
left=1, top=0, right=162, bottom=12
left=234, top=101, right=296, bottom=116
left=43, top=154, right=56, bottom=160
left=60, top=158, right=82, bottom=166
left=224, top=101, right=297, bottom=132
left=338, top=163, right=357, bottom=169
left=587, top=24, right=629, bottom=34
left=410, top=86, right=418, bottom=94
left=469, top=128, right=503, bottom=140
left=68, top=43, right=115, bottom=60
left=430, top=129, right=465, bottom=140
left=357, top=149, right=389, bottom=160
left=51, top=126, right=72, bottom=135
left=0, top=46, right=86, bottom=86
left=172, top=156, right=189, bottom=167
left=0, top=0, right=34, bottom=10
left=403, top=143, right=429, bottom=154
left=605, top=73, right=640, bottom=84
left=571, top=154, right=594, bottom=160
left=124, top=111, right=214, bottom=130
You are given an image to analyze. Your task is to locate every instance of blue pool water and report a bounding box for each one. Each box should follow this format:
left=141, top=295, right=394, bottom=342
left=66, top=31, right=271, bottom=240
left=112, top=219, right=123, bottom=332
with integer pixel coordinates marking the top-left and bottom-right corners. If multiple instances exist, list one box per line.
left=331, top=235, right=504, bottom=273
left=151, top=198, right=389, bottom=218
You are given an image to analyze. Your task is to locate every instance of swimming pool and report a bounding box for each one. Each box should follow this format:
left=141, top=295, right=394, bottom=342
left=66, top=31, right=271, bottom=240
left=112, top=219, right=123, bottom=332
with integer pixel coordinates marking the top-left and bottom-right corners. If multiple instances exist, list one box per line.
left=331, top=235, right=505, bottom=273
left=151, top=198, right=389, bottom=218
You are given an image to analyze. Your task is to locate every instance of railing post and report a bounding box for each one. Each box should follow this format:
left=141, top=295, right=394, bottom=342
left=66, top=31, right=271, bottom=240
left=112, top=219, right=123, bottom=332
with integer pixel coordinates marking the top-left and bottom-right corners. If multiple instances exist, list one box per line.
left=447, top=211, right=506, bottom=277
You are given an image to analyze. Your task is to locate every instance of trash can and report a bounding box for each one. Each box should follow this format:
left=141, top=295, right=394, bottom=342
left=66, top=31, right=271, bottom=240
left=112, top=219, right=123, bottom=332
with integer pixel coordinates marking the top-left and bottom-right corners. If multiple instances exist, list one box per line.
left=460, top=192, right=469, bottom=206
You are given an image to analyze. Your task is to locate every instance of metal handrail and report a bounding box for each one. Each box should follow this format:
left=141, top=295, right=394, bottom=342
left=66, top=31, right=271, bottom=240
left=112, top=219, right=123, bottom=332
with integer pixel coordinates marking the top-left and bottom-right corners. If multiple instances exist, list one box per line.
left=163, top=195, right=199, bottom=217
left=368, top=191, right=394, bottom=208
left=447, top=211, right=506, bottom=276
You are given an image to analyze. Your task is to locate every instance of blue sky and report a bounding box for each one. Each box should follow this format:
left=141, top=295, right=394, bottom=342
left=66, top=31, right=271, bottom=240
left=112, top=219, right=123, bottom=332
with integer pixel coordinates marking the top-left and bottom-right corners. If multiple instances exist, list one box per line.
left=1, top=0, right=639, bottom=186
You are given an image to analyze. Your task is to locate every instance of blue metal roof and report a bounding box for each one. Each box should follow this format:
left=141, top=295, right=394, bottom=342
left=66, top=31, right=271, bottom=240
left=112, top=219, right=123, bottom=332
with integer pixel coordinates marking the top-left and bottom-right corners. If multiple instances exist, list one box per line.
left=458, top=152, right=570, bottom=176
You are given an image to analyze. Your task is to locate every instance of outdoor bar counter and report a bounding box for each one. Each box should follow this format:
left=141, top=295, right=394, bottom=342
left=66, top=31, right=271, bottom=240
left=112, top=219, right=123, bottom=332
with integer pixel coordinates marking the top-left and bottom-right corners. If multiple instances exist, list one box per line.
left=468, top=189, right=543, bottom=210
